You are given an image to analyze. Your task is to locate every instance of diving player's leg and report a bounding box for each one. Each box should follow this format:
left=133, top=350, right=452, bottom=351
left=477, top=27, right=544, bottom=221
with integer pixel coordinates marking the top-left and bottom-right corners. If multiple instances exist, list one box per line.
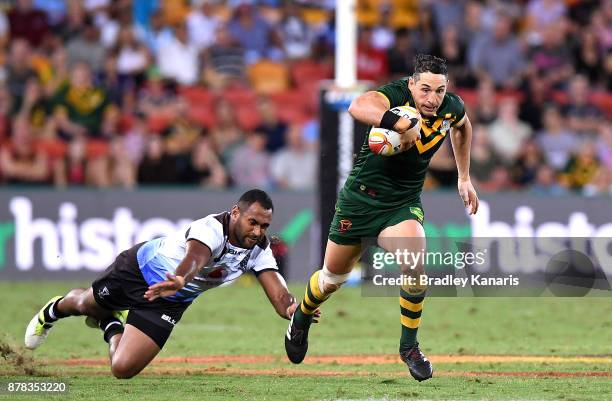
left=107, top=308, right=182, bottom=379
left=285, top=239, right=362, bottom=364
left=378, top=219, right=433, bottom=381
left=108, top=324, right=160, bottom=379
left=24, top=287, right=113, bottom=350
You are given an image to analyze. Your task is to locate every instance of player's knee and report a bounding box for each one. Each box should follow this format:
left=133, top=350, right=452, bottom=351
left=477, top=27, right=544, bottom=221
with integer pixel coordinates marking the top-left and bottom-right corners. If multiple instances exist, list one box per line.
left=318, top=266, right=350, bottom=295
left=111, top=359, right=138, bottom=379
left=75, top=295, right=92, bottom=316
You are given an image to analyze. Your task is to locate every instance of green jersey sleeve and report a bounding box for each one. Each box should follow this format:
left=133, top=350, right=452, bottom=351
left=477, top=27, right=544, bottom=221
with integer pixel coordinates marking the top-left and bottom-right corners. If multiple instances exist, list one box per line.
left=446, top=92, right=467, bottom=127
left=376, top=79, right=410, bottom=108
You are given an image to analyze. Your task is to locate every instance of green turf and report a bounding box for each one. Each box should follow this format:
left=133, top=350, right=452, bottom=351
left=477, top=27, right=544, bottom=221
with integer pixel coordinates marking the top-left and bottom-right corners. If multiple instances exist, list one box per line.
left=0, top=374, right=610, bottom=401
left=1, top=280, right=611, bottom=400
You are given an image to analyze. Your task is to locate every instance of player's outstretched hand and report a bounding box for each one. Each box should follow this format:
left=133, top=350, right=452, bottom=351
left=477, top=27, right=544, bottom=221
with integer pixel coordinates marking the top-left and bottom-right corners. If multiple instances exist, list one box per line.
left=144, top=273, right=185, bottom=301
left=458, top=178, right=479, bottom=215
left=286, top=303, right=322, bottom=323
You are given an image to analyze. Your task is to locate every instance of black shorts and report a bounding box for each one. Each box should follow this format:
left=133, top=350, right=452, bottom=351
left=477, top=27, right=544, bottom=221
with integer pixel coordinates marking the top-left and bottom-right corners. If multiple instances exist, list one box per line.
left=91, top=242, right=191, bottom=348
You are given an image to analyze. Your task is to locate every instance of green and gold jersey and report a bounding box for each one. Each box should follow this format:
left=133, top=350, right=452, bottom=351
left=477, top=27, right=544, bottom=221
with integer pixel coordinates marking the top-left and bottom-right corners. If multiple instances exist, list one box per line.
left=341, top=78, right=466, bottom=209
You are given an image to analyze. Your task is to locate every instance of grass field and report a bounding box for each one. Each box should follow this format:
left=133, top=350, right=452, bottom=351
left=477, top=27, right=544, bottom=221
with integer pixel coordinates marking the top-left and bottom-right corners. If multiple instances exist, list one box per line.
left=1, top=279, right=611, bottom=401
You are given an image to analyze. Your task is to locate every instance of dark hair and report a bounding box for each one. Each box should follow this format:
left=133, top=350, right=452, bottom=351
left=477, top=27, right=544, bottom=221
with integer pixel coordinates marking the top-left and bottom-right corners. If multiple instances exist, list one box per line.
left=413, top=54, right=448, bottom=80
left=237, top=189, right=274, bottom=212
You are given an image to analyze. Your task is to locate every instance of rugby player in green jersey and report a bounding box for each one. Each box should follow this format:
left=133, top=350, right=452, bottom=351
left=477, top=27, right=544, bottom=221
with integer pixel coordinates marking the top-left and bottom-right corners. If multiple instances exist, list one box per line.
left=284, top=54, right=479, bottom=381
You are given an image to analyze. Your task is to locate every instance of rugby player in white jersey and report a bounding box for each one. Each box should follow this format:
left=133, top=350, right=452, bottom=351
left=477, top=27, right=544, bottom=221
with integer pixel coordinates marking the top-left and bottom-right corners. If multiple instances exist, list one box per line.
left=25, top=189, right=310, bottom=379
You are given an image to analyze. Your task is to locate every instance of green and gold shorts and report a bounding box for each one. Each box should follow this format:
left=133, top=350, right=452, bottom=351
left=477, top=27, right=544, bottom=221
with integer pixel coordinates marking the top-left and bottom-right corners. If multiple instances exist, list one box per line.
left=328, top=192, right=425, bottom=246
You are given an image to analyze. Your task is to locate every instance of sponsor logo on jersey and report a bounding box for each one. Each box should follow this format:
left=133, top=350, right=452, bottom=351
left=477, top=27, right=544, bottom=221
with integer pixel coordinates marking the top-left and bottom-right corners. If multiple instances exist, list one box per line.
left=409, top=207, right=424, bottom=223
left=98, top=286, right=110, bottom=298
left=161, top=314, right=176, bottom=325
left=339, top=219, right=352, bottom=233
left=440, top=119, right=452, bottom=134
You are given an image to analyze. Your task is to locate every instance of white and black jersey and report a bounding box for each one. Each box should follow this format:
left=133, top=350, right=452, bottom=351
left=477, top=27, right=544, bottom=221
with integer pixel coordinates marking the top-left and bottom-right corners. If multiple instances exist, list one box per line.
left=136, top=212, right=278, bottom=302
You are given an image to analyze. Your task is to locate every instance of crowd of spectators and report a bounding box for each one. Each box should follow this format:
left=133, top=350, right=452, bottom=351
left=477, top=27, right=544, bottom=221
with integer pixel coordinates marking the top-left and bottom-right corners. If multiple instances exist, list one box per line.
left=0, top=0, right=610, bottom=196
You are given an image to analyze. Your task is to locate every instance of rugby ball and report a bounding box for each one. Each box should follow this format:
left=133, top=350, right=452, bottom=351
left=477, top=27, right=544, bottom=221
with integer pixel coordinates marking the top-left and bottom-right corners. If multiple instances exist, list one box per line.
left=368, top=106, right=421, bottom=156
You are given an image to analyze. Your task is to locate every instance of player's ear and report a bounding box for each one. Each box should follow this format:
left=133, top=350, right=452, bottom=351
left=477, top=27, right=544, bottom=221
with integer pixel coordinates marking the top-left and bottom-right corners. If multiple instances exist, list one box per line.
left=230, top=205, right=240, bottom=219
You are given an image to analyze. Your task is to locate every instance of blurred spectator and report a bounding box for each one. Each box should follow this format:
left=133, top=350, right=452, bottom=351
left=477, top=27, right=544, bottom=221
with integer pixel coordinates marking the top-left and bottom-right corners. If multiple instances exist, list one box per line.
left=17, top=78, right=48, bottom=134
left=0, top=10, right=8, bottom=48
left=511, top=139, right=545, bottom=186
left=137, top=68, right=184, bottom=124
left=582, top=167, right=612, bottom=197
left=518, top=75, right=550, bottom=131
left=186, top=0, right=221, bottom=51
left=411, top=6, right=436, bottom=55
left=563, top=75, right=603, bottom=137
left=138, top=9, right=173, bottom=53
left=270, top=124, right=316, bottom=190
left=478, top=166, right=517, bottom=192
left=202, top=26, right=246, bottom=89
left=487, top=97, right=532, bottom=163
left=4, top=39, right=36, bottom=115
left=8, top=0, right=50, bottom=48
left=387, top=28, right=416, bottom=78
left=536, top=104, right=580, bottom=170
left=57, top=0, right=87, bottom=41
left=528, top=24, right=573, bottom=90
left=227, top=4, right=282, bottom=63
left=469, top=125, right=501, bottom=186
left=468, top=13, right=526, bottom=88
left=357, top=27, right=388, bottom=82
left=434, top=26, right=472, bottom=88
left=137, top=135, right=180, bottom=184
left=460, top=0, right=485, bottom=45
left=370, top=9, right=394, bottom=51
left=98, top=54, right=133, bottom=106
left=573, top=28, right=603, bottom=85
left=211, top=99, right=244, bottom=168
left=256, top=97, right=288, bottom=153
left=559, top=141, right=600, bottom=191
left=604, top=49, right=612, bottom=92
left=229, top=131, right=270, bottom=188
left=279, top=1, right=315, bottom=59
left=33, top=0, right=67, bottom=27
left=0, top=118, right=49, bottom=184
left=109, top=136, right=136, bottom=189
left=156, top=24, right=199, bottom=85
left=472, top=78, right=497, bottom=125
left=597, top=125, right=612, bottom=170
left=429, top=0, right=465, bottom=37
left=428, top=140, right=457, bottom=188
left=43, top=47, right=70, bottom=97
left=51, top=62, right=115, bottom=141
left=530, top=165, right=567, bottom=196
left=524, top=0, right=567, bottom=46
left=115, top=26, right=151, bottom=80
left=119, top=113, right=146, bottom=165
left=0, top=0, right=608, bottom=193
left=163, top=117, right=202, bottom=179
left=53, top=136, right=86, bottom=187
left=66, top=17, right=107, bottom=73
left=590, top=3, right=612, bottom=52
left=184, top=136, right=227, bottom=188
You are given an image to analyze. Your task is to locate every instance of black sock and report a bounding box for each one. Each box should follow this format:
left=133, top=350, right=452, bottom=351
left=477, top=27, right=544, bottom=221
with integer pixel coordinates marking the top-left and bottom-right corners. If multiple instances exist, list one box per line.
left=100, top=317, right=124, bottom=343
left=43, top=297, right=67, bottom=323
